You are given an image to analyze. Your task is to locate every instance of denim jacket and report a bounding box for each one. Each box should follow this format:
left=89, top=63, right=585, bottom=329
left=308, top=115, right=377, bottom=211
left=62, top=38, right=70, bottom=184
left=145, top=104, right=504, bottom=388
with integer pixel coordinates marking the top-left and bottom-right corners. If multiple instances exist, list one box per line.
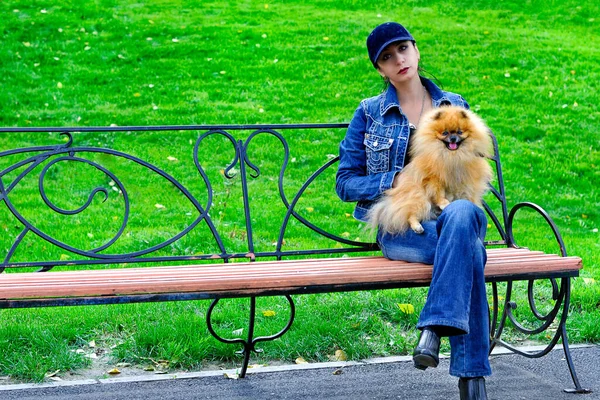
left=335, top=76, right=470, bottom=222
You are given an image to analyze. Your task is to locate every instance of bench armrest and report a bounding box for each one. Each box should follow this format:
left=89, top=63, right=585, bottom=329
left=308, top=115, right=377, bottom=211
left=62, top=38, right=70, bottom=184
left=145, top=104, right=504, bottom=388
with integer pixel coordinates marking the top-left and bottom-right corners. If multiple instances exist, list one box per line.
left=506, top=201, right=568, bottom=257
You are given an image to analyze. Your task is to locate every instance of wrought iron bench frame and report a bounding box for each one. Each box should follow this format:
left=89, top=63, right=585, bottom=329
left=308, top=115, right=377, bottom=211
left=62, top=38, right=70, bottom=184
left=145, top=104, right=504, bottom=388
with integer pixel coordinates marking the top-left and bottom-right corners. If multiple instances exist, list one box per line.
left=0, top=124, right=590, bottom=393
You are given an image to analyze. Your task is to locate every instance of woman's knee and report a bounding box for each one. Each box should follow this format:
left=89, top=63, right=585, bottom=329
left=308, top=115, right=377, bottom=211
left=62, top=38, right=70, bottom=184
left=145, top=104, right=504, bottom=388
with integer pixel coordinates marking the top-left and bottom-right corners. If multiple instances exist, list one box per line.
left=438, top=200, right=487, bottom=238
left=441, top=200, right=486, bottom=223
left=377, top=224, right=437, bottom=264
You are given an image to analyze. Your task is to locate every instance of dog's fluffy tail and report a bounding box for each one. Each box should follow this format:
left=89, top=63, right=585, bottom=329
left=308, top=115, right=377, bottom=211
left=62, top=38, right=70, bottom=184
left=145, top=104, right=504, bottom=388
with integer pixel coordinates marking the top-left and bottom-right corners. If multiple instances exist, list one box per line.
left=367, top=186, right=431, bottom=234
left=367, top=194, right=410, bottom=234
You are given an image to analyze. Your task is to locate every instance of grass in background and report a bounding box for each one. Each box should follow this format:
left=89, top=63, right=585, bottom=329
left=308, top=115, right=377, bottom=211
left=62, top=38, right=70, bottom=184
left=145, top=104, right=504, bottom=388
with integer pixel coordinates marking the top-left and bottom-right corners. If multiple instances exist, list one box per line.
left=0, top=0, right=599, bottom=382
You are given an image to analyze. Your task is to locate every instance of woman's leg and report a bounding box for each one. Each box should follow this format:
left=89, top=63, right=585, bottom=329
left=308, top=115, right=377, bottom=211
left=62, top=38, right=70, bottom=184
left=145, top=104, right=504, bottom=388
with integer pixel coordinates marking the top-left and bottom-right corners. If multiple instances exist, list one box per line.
left=377, top=220, right=437, bottom=265
left=378, top=200, right=491, bottom=377
left=417, top=200, right=491, bottom=377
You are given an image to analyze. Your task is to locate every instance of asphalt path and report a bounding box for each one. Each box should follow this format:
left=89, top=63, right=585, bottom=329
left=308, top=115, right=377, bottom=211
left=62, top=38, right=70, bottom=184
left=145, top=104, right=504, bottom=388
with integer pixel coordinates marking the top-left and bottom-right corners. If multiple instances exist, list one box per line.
left=1, top=346, right=598, bottom=399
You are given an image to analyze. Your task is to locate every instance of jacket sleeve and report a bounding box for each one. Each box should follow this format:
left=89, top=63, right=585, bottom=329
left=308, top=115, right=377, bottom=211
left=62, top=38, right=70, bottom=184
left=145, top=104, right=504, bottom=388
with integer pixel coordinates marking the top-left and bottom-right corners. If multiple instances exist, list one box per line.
left=335, top=104, right=396, bottom=202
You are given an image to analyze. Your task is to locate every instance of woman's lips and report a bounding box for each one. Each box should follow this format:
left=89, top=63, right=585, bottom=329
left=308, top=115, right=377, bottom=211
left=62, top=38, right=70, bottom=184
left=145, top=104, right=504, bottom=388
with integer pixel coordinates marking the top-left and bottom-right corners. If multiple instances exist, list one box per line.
left=399, top=67, right=409, bottom=74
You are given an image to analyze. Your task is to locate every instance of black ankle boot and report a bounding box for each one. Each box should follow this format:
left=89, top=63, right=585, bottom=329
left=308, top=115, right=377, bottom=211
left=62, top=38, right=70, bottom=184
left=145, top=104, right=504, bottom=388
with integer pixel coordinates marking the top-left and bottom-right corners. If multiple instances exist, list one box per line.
left=412, top=327, right=440, bottom=370
left=458, top=377, right=488, bottom=400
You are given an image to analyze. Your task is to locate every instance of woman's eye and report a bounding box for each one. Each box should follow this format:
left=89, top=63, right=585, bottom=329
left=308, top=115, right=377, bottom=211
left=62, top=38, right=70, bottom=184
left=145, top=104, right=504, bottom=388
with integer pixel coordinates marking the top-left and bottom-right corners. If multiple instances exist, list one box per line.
left=382, top=54, right=391, bottom=61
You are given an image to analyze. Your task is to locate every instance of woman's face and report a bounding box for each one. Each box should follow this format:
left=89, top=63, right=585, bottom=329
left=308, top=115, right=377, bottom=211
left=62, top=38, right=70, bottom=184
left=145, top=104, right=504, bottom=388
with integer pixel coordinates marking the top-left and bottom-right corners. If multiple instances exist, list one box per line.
left=376, top=41, right=420, bottom=86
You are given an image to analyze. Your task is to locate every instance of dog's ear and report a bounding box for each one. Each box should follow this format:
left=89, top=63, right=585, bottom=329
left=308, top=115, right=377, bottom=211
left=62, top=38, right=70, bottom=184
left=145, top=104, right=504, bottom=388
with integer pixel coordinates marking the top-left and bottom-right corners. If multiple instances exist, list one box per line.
left=459, top=110, right=468, bottom=119
left=433, top=110, right=444, bottom=120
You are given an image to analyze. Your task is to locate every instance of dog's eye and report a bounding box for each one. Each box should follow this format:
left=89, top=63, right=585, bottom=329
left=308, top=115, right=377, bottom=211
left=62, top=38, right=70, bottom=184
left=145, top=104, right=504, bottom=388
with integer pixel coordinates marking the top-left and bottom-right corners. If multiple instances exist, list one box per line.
left=442, top=130, right=449, bottom=136
left=457, top=129, right=463, bottom=135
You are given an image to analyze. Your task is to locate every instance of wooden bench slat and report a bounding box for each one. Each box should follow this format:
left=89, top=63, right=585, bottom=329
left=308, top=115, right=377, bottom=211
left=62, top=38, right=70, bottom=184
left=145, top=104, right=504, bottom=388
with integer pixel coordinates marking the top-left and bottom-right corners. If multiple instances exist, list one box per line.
left=0, top=254, right=578, bottom=286
left=1, top=248, right=549, bottom=279
left=1, top=249, right=568, bottom=281
left=0, top=258, right=580, bottom=290
left=0, top=258, right=578, bottom=284
left=0, top=248, right=581, bottom=300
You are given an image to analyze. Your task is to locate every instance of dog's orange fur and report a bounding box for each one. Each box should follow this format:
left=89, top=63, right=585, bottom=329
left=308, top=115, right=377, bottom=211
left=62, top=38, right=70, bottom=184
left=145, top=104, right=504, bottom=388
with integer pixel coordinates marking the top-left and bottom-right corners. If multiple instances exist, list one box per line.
left=368, top=106, right=493, bottom=234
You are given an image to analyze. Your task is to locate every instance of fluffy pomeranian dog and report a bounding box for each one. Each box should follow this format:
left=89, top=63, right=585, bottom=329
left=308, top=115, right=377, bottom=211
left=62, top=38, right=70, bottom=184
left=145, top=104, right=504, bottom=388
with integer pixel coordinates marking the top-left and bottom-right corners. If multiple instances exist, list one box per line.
left=368, top=105, right=493, bottom=234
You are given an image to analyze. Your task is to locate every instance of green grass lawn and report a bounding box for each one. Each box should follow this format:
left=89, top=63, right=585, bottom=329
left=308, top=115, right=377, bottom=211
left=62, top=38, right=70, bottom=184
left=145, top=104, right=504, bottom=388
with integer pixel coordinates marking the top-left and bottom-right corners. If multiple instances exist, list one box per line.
left=1, top=0, right=599, bottom=382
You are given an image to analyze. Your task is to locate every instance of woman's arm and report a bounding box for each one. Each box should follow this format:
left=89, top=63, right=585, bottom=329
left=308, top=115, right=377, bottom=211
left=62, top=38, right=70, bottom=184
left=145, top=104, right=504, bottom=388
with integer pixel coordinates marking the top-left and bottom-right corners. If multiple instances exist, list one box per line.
left=335, top=105, right=397, bottom=202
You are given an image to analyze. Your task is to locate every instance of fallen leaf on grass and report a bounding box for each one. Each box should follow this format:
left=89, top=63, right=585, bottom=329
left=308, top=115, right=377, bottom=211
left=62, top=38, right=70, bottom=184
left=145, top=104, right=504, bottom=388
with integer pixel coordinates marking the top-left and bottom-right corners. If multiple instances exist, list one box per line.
left=397, top=303, right=415, bottom=314
left=334, top=349, right=347, bottom=361
left=295, top=357, right=309, bottom=364
left=327, top=349, right=347, bottom=361
left=107, top=368, right=121, bottom=375
left=45, top=370, right=60, bottom=378
left=262, top=310, right=276, bottom=317
left=232, top=328, right=244, bottom=336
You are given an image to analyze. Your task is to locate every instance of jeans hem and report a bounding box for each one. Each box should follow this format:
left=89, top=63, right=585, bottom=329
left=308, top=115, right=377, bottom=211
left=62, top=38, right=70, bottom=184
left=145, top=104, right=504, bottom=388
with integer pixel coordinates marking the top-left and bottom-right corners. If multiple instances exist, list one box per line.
left=449, top=369, right=492, bottom=378
left=416, top=319, right=469, bottom=335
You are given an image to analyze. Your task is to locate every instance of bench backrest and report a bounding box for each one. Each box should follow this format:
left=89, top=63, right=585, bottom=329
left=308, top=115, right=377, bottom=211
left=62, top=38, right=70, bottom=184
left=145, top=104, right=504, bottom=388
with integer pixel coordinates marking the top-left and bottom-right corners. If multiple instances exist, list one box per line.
left=0, top=124, right=510, bottom=272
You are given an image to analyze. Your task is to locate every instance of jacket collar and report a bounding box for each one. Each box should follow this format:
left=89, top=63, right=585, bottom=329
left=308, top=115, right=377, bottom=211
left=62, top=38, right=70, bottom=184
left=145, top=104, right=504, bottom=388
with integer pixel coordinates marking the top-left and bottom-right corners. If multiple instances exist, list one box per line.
left=379, top=76, right=453, bottom=116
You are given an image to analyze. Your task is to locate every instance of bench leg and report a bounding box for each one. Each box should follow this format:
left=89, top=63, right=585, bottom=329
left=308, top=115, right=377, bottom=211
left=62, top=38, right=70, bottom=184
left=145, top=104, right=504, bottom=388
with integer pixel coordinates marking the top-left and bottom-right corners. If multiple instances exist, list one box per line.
left=561, top=324, right=591, bottom=394
left=490, top=278, right=591, bottom=394
left=206, top=295, right=296, bottom=378
left=560, top=281, right=592, bottom=394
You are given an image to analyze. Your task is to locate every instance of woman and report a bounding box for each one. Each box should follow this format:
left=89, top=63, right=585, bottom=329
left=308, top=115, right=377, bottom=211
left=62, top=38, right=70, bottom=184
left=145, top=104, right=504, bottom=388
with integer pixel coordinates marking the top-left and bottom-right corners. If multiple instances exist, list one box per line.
left=335, top=22, right=490, bottom=400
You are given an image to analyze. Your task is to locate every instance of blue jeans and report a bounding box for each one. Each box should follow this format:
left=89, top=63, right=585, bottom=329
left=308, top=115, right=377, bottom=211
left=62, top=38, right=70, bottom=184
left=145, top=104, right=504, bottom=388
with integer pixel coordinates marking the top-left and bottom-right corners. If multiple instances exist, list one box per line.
left=377, top=200, right=492, bottom=378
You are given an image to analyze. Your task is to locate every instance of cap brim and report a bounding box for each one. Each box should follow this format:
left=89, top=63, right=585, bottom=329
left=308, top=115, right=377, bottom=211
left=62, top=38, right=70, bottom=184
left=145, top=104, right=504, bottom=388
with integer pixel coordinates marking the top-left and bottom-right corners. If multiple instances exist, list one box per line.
left=372, top=37, right=414, bottom=65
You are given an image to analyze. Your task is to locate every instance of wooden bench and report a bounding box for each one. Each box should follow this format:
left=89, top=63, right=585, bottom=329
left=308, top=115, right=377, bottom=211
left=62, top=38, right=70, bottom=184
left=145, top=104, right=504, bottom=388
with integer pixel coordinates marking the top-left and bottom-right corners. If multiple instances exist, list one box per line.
left=0, top=124, right=589, bottom=393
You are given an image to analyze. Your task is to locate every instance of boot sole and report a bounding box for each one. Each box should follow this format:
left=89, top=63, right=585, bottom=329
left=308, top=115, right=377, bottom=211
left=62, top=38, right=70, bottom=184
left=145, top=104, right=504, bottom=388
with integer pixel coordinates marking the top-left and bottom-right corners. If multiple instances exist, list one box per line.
left=413, top=353, right=439, bottom=370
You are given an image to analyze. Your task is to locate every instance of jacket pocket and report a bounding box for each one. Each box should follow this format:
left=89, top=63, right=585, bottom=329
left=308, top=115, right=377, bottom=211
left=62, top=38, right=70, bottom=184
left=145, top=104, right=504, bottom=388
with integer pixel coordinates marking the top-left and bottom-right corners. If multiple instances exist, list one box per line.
left=364, top=134, right=393, bottom=174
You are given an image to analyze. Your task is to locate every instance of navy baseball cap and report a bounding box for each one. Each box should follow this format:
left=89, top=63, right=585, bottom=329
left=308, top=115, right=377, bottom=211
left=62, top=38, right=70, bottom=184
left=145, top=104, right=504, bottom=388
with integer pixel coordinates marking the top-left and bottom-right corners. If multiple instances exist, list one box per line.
left=367, top=22, right=415, bottom=67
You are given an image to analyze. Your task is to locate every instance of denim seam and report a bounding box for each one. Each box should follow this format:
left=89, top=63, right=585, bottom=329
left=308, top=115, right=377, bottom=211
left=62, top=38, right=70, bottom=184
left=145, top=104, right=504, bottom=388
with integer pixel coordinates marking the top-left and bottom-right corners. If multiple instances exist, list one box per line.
left=449, top=368, right=492, bottom=378
left=379, top=171, right=394, bottom=194
left=416, top=319, right=469, bottom=334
